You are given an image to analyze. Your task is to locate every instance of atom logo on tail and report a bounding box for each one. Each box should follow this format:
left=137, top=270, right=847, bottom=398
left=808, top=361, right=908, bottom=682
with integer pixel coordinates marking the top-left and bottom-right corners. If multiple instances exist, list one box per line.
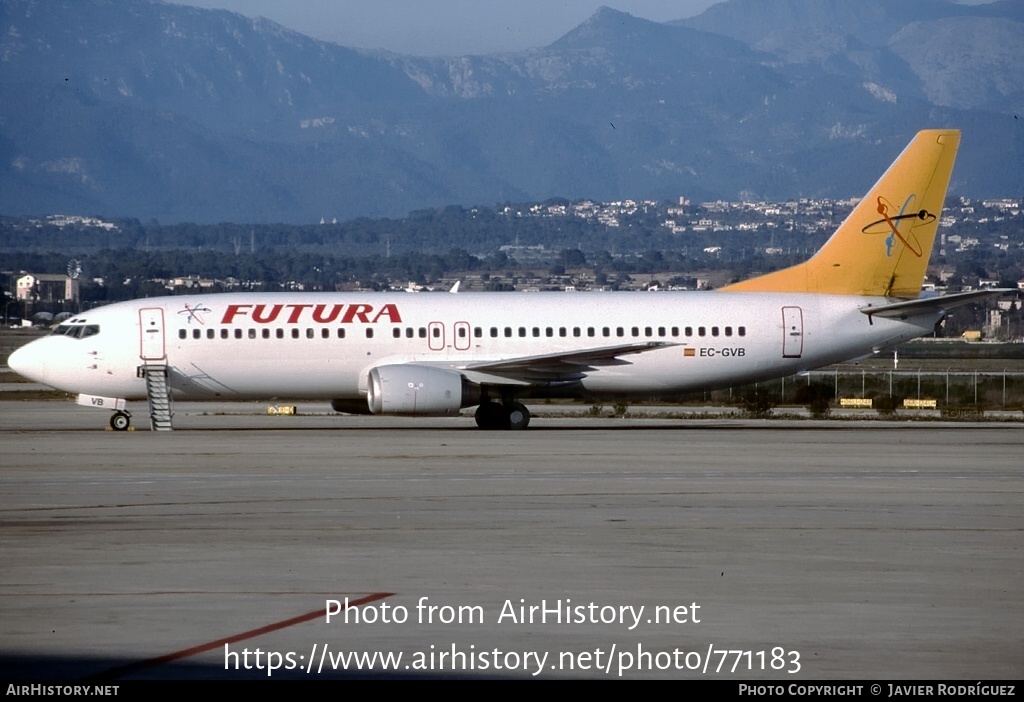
left=861, top=195, right=935, bottom=258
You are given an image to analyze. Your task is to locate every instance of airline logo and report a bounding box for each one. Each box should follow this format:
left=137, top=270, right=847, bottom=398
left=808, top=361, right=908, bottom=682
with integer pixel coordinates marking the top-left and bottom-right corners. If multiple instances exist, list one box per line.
left=178, top=303, right=212, bottom=324
left=216, top=303, right=403, bottom=325
left=861, top=194, right=934, bottom=258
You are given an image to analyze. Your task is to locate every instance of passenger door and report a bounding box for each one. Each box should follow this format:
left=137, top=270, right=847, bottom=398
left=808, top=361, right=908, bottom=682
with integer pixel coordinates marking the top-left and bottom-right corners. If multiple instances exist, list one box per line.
left=139, top=307, right=166, bottom=361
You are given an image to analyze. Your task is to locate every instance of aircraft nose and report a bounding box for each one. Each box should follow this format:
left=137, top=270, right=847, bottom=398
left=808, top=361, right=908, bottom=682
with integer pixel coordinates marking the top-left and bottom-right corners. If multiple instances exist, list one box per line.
left=8, top=342, right=45, bottom=384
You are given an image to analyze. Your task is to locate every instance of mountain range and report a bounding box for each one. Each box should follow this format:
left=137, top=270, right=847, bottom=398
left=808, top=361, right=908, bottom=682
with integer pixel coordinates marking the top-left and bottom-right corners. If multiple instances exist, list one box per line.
left=1, top=0, right=1021, bottom=223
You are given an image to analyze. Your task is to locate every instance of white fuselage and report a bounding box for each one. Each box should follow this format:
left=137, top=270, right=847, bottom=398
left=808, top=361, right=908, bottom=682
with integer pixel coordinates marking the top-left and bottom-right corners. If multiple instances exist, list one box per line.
left=11, top=291, right=937, bottom=405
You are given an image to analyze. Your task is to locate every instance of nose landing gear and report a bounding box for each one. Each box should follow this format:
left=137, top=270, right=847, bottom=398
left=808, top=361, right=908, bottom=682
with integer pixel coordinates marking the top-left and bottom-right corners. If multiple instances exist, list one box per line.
left=109, top=410, right=132, bottom=431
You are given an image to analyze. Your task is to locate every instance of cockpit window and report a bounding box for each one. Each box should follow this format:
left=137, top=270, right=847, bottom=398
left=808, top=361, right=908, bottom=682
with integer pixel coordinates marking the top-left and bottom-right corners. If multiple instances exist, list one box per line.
left=51, top=324, right=100, bottom=339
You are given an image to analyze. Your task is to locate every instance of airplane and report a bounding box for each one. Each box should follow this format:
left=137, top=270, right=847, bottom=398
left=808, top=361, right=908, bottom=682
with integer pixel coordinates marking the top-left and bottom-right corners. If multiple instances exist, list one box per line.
left=7, top=129, right=1006, bottom=431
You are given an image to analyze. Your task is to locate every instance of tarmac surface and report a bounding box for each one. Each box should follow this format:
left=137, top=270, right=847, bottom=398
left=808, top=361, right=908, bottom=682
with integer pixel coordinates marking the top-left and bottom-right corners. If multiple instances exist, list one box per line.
left=0, top=400, right=1021, bottom=680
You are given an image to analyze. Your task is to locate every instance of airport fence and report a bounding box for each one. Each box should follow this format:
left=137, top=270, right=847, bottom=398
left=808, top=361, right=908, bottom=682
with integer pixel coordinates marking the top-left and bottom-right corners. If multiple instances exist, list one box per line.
left=665, top=370, right=1024, bottom=416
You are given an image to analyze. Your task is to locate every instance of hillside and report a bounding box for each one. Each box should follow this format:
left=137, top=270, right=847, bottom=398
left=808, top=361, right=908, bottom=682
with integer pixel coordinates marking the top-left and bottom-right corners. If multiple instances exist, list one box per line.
left=1, top=0, right=1021, bottom=222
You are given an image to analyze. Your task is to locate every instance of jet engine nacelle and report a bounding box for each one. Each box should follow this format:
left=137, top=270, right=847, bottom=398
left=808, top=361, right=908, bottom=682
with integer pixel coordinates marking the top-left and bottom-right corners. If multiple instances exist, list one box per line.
left=367, top=365, right=478, bottom=415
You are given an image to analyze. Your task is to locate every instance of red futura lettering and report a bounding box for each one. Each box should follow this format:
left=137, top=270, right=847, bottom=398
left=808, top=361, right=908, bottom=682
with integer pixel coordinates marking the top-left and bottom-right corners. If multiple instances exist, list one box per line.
left=222, top=304, right=252, bottom=323
left=285, top=304, right=314, bottom=323
left=252, top=304, right=283, bottom=323
left=341, top=304, right=373, bottom=323
left=312, top=304, right=343, bottom=323
left=220, top=303, right=402, bottom=324
left=372, top=304, right=401, bottom=323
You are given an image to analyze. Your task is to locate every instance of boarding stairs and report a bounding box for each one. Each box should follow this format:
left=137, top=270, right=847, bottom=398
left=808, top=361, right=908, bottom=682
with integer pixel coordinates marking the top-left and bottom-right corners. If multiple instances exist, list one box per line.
left=144, top=364, right=173, bottom=431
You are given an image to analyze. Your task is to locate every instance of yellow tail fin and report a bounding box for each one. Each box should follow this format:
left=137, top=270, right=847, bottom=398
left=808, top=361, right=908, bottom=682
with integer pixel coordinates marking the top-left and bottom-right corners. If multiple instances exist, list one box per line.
left=722, top=130, right=960, bottom=297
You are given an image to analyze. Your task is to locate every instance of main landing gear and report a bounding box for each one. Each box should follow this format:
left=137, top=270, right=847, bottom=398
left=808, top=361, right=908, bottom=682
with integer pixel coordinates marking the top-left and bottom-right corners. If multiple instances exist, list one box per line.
left=109, top=410, right=132, bottom=431
left=474, top=400, right=531, bottom=430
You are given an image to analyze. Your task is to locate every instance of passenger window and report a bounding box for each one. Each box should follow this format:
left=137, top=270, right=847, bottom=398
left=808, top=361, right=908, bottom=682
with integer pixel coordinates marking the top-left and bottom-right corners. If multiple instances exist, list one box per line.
left=337, top=329, right=346, bottom=339
left=179, top=329, right=186, bottom=340
left=291, top=329, right=299, bottom=339
left=322, top=329, right=330, bottom=339
left=671, top=327, right=678, bottom=337
left=518, top=327, right=526, bottom=337
left=685, top=327, right=692, bottom=337
left=532, top=327, right=540, bottom=337
left=193, top=329, right=201, bottom=340
left=490, top=327, right=498, bottom=338
left=261, top=329, right=270, bottom=339
left=546, top=327, right=553, bottom=337
left=504, top=327, right=512, bottom=338
left=248, top=329, right=256, bottom=339
left=432, top=327, right=440, bottom=338
left=573, top=327, right=581, bottom=337
left=222, top=329, right=229, bottom=339
left=393, top=328, right=402, bottom=339
left=698, top=327, right=706, bottom=337
left=559, top=328, right=567, bottom=337
left=711, top=327, right=719, bottom=337
left=645, top=327, right=653, bottom=337
left=474, top=327, right=482, bottom=338
left=603, top=327, right=610, bottom=337
left=631, top=327, right=639, bottom=337
left=616, top=327, right=624, bottom=337
left=366, top=329, right=374, bottom=339
left=725, top=327, right=732, bottom=337
left=235, top=329, right=242, bottom=339
left=419, top=328, right=427, bottom=338
left=587, top=327, right=595, bottom=337
left=739, top=327, right=746, bottom=337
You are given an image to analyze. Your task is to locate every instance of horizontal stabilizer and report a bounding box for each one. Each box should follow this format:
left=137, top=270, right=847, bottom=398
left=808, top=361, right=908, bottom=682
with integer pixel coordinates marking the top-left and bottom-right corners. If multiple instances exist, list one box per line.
left=859, top=289, right=1016, bottom=319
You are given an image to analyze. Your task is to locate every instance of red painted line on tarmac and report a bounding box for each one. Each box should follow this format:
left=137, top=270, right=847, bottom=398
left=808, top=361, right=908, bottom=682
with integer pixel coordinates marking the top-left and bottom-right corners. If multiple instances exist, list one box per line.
left=86, top=592, right=395, bottom=680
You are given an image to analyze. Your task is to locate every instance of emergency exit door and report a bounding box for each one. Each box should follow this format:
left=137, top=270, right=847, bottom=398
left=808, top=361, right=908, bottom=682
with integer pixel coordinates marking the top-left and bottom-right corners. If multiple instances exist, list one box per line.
left=782, top=306, right=803, bottom=358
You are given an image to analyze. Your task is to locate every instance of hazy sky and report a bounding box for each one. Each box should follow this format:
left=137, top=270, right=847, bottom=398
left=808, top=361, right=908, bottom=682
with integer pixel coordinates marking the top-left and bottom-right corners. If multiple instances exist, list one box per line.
left=175, top=1, right=724, bottom=56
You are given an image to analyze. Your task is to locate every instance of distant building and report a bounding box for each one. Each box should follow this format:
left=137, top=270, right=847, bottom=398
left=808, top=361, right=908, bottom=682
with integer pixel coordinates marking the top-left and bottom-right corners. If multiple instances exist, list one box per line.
left=16, top=274, right=79, bottom=304
left=166, top=276, right=217, bottom=290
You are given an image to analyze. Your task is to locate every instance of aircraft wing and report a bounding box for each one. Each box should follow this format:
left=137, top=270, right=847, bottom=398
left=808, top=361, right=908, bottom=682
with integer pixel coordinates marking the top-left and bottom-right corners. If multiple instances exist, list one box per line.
left=859, top=289, right=1017, bottom=320
left=458, top=341, right=677, bottom=385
